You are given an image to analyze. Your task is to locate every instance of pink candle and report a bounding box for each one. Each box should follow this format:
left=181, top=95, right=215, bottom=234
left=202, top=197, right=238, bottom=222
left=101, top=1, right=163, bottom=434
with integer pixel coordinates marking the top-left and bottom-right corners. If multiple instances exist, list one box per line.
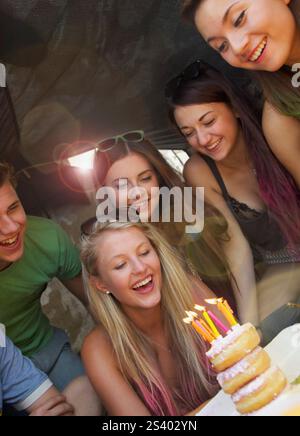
left=207, top=310, right=230, bottom=334
left=193, top=319, right=215, bottom=344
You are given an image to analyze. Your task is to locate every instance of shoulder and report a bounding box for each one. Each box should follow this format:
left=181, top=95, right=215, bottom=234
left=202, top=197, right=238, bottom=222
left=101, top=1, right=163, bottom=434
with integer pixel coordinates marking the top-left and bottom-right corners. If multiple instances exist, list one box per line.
left=0, top=333, right=44, bottom=379
left=26, top=216, right=75, bottom=250
left=27, top=216, right=60, bottom=232
left=262, top=101, right=300, bottom=174
left=262, top=101, right=300, bottom=141
left=82, top=327, right=115, bottom=366
left=81, top=327, right=120, bottom=393
left=183, top=154, right=220, bottom=192
left=0, top=334, right=50, bottom=409
left=184, top=153, right=208, bottom=176
left=26, top=216, right=67, bottom=243
left=262, top=100, right=284, bottom=128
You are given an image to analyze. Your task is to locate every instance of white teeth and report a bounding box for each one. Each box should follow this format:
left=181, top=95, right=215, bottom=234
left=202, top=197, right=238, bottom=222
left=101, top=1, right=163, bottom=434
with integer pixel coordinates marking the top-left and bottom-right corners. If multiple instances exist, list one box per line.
left=0, top=235, right=18, bottom=246
left=249, top=38, right=267, bottom=62
left=133, top=276, right=152, bottom=289
left=207, top=139, right=222, bottom=151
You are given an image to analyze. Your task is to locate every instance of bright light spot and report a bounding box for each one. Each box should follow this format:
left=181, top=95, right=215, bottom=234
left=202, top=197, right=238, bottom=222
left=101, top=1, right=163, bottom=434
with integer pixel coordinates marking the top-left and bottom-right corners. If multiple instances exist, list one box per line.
left=68, top=149, right=95, bottom=171
left=159, top=150, right=189, bottom=174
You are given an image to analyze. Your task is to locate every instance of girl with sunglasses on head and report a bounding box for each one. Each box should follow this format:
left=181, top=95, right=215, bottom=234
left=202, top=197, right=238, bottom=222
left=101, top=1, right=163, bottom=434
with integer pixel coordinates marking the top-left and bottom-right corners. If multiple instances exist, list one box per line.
left=166, top=60, right=300, bottom=343
left=81, top=221, right=219, bottom=416
left=180, top=0, right=300, bottom=188
left=89, top=131, right=236, bottom=311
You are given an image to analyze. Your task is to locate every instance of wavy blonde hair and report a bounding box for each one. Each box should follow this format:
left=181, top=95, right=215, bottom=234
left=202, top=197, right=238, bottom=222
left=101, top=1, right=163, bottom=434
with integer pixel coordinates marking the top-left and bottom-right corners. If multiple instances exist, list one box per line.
left=81, top=221, right=217, bottom=416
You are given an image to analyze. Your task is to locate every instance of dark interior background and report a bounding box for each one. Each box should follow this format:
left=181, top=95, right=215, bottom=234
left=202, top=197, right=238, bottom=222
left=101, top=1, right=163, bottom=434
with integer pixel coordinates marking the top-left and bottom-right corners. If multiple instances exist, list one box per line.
left=0, top=0, right=254, bottom=215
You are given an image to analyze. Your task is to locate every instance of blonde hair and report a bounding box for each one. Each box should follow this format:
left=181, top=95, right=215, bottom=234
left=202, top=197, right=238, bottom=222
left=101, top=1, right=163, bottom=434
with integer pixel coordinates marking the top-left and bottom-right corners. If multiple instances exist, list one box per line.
left=81, top=221, right=217, bottom=415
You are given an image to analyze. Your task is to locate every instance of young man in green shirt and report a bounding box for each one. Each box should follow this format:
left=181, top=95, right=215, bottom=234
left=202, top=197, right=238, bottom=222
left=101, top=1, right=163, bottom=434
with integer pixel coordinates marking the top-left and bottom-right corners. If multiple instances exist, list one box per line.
left=0, top=163, right=100, bottom=415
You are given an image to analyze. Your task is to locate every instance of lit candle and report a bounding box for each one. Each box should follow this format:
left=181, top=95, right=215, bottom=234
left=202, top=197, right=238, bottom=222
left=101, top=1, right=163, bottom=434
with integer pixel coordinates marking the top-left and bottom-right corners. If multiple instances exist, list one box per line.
left=198, top=318, right=214, bottom=336
left=187, top=311, right=217, bottom=338
left=207, top=310, right=230, bottom=334
left=183, top=315, right=215, bottom=344
left=224, top=300, right=233, bottom=314
left=205, top=298, right=238, bottom=328
left=199, top=320, right=218, bottom=339
left=194, top=305, right=222, bottom=339
left=192, top=319, right=215, bottom=344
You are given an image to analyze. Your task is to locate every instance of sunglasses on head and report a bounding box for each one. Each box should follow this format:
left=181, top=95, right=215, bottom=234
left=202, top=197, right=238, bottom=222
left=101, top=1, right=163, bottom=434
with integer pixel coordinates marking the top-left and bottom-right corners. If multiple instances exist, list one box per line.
left=96, top=130, right=145, bottom=152
left=165, top=59, right=211, bottom=100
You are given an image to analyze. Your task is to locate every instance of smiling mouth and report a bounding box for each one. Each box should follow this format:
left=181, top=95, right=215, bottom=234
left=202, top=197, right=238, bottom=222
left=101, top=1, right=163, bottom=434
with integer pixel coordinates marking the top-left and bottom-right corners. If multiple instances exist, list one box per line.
left=206, top=138, right=222, bottom=153
left=132, top=275, right=153, bottom=292
left=249, top=37, right=267, bottom=63
left=0, top=233, right=20, bottom=248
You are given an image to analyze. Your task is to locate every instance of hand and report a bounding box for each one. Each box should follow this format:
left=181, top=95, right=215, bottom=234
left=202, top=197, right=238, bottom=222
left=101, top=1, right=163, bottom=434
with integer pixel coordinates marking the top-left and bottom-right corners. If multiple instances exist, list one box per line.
left=29, top=395, right=74, bottom=417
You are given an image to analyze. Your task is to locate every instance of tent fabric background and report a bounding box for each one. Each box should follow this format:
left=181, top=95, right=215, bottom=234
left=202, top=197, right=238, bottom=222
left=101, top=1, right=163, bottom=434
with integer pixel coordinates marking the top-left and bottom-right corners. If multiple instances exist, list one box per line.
left=0, top=0, right=248, bottom=169
left=0, top=0, right=299, bottom=363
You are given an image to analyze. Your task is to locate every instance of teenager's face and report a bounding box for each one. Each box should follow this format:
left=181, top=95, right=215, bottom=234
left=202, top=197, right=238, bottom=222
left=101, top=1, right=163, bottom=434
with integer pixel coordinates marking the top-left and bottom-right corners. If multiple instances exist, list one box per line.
left=195, top=0, right=297, bottom=71
left=0, top=182, right=27, bottom=269
left=93, top=227, right=162, bottom=311
left=104, top=153, right=160, bottom=221
left=174, top=102, right=240, bottom=161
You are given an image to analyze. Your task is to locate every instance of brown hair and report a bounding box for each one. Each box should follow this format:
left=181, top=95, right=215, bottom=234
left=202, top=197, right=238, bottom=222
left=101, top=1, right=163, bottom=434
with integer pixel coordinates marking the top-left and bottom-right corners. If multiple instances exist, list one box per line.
left=181, top=0, right=203, bottom=24
left=0, top=162, right=16, bottom=188
left=94, top=139, right=185, bottom=194
left=259, top=0, right=300, bottom=118
left=252, top=67, right=300, bottom=119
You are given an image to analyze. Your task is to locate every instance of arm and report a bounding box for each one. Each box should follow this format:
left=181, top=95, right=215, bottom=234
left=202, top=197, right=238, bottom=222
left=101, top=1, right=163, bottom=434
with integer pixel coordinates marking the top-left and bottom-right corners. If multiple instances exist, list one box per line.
left=190, top=275, right=217, bottom=301
left=0, top=336, right=73, bottom=416
left=184, top=157, right=260, bottom=326
left=220, top=212, right=259, bottom=327
left=28, top=387, right=73, bottom=416
left=82, top=329, right=151, bottom=417
left=54, top=223, right=87, bottom=306
left=262, top=101, right=300, bottom=188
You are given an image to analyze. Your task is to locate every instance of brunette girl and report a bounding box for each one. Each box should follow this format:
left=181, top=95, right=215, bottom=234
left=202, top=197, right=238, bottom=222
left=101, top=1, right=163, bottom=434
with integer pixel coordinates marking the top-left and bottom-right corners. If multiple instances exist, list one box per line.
left=166, top=60, right=300, bottom=341
left=181, top=0, right=300, bottom=187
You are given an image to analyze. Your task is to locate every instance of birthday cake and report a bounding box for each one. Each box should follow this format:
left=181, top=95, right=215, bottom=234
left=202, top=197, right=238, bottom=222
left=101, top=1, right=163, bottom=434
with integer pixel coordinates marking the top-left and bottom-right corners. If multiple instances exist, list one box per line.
left=206, top=323, right=261, bottom=372
left=206, top=323, right=289, bottom=414
left=185, top=299, right=300, bottom=415
left=251, top=384, right=300, bottom=416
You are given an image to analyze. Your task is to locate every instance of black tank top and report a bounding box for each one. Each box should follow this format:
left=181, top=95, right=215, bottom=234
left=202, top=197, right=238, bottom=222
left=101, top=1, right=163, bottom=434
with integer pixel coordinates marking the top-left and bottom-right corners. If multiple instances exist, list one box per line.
left=202, top=156, right=287, bottom=261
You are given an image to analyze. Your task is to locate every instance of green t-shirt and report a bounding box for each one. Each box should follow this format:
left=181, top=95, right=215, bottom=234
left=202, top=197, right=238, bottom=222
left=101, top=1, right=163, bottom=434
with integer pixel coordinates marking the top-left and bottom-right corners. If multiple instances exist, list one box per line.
left=0, top=216, right=82, bottom=357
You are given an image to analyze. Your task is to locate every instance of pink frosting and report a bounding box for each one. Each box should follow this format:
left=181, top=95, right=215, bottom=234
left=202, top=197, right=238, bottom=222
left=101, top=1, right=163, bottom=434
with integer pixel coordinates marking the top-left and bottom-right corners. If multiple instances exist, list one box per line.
left=232, top=367, right=279, bottom=403
left=217, top=347, right=262, bottom=386
left=206, top=323, right=253, bottom=360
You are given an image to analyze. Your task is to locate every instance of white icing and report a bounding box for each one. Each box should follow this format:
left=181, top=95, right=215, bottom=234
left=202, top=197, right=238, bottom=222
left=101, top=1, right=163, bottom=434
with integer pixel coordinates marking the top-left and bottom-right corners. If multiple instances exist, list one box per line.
left=247, top=386, right=291, bottom=416
left=217, top=347, right=262, bottom=386
left=206, top=323, right=252, bottom=360
left=232, top=367, right=279, bottom=403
